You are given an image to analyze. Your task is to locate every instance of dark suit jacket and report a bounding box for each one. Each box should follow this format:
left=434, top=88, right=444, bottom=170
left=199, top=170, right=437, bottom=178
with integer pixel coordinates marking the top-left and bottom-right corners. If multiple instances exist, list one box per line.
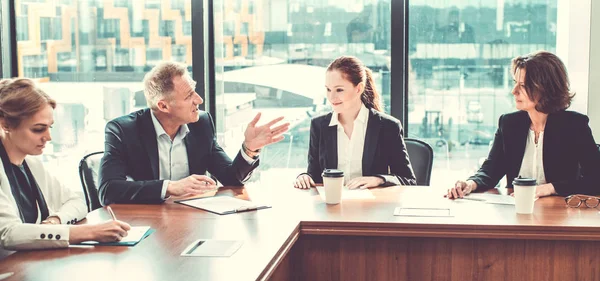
left=303, top=108, right=416, bottom=186
left=98, top=109, right=258, bottom=205
left=468, top=110, right=600, bottom=196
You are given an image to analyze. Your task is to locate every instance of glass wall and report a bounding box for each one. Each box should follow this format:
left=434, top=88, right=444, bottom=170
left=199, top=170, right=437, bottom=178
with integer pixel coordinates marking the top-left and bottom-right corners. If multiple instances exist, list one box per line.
left=212, top=0, right=392, bottom=182
left=11, top=0, right=579, bottom=188
left=14, top=0, right=192, bottom=189
left=407, top=0, right=558, bottom=186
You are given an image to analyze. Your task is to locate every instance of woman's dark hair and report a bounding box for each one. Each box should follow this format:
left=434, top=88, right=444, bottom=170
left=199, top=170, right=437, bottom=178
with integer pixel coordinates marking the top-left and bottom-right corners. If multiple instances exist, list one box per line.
left=511, top=51, right=574, bottom=113
left=327, top=56, right=382, bottom=111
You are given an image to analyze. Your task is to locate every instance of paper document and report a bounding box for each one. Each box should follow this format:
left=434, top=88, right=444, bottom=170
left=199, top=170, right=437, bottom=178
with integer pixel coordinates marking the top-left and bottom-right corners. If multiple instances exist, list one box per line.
left=120, top=226, right=151, bottom=243
left=316, top=186, right=375, bottom=200
left=0, top=272, right=14, bottom=281
left=176, top=196, right=271, bottom=215
left=77, top=226, right=153, bottom=246
left=463, top=194, right=516, bottom=205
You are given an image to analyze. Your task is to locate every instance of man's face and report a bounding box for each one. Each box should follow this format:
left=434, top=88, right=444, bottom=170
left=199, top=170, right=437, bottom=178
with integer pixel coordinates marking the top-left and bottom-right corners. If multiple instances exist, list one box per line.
left=165, top=74, right=203, bottom=125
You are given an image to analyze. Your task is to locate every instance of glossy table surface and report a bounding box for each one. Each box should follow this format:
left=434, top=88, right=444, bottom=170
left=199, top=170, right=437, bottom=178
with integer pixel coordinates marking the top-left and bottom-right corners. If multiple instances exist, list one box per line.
left=1, top=184, right=599, bottom=281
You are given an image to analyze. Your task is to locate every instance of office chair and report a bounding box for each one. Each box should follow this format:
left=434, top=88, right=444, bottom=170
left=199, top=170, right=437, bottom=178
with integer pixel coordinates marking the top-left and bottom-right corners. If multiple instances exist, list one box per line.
left=405, top=138, right=434, bottom=186
left=79, top=151, right=104, bottom=212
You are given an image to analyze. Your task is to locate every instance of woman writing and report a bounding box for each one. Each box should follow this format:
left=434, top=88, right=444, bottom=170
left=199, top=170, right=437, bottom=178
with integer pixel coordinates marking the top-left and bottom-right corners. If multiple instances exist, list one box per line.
left=0, top=78, right=130, bottom=251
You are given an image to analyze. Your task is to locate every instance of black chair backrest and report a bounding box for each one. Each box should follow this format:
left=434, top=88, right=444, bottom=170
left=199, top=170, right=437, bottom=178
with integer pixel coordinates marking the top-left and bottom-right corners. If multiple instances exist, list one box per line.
left=404, top=138, right=434, bottom=186
left=79, top=151, right=104, bottom=212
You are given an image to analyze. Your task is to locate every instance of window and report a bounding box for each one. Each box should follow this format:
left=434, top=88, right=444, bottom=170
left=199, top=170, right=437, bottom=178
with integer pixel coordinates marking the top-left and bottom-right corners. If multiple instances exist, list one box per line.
left=14, top=0, right=192, bottom=189
left=212, top=0, right=391, bottom=182
left=407, top=0, right=558, bottom=186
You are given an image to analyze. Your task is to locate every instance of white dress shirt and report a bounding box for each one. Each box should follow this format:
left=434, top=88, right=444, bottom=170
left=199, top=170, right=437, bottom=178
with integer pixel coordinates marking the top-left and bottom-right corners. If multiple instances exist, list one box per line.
left=329, top=103, right=369, bottom=183
left=518, top=129, right=546, bottom=185
left=150, top=111, right=256, bottom=198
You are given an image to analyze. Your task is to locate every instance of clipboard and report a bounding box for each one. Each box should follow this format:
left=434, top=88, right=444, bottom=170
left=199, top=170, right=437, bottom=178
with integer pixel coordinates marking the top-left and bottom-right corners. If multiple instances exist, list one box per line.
left=175, top=196, right=271, bottom=215
left=76, top=226, right=155, bottom=246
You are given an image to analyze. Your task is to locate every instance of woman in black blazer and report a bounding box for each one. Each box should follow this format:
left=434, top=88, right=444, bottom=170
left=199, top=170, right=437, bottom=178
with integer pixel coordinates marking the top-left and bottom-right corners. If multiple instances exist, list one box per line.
left=448, top=51, right=600, bottom=199
left=294, top=56, right=416, bottom=189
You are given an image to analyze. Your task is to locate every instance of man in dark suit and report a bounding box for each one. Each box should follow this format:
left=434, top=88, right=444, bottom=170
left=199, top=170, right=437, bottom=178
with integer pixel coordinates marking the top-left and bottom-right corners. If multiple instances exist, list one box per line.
left=98, top=61, right=289, bottom=205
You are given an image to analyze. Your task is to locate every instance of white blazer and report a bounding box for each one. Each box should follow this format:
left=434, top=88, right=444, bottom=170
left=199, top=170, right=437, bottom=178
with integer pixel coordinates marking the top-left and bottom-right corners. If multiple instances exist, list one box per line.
left=0, top=155, right=87, bottom=250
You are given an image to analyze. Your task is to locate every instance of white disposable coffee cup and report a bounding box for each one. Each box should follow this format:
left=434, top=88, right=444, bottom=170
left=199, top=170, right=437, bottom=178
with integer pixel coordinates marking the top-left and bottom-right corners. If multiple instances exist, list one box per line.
left=322, top=169, right=344, bottom=204
left=513, top=177, right=537, bottom=214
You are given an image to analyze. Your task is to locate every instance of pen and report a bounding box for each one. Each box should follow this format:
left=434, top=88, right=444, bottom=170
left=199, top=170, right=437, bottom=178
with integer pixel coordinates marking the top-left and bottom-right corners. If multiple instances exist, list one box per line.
left=186, top=240, right=205, bottom=255
left=107, top=206, right=117, bottom=221
left=0, top=272, right=14, bottom=280
left=234, top=206, right=259, bottom=213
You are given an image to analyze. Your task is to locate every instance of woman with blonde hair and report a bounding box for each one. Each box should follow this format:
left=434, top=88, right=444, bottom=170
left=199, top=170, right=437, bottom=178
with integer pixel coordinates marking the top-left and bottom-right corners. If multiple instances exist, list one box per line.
left=0, top=78, right=130, bottom=251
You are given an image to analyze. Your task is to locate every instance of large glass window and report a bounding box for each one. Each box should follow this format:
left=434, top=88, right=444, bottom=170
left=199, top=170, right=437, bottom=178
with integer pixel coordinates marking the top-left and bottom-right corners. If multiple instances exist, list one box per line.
left=213, top=0, right=392, bottom=182
left=407, top=0, right=558, bottom=186
left=15, top=0, right=192, bottom=189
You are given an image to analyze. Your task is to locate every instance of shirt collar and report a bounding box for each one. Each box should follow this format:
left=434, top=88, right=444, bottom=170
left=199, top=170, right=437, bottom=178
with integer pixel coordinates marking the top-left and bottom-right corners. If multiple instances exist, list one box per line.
left=150, top=110, right=190, bottom=139
left=329, top=103, right=369, bottom=127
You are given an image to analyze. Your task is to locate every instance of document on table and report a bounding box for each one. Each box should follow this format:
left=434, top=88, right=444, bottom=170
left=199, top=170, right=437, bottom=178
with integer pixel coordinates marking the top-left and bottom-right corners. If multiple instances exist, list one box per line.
left=76, top=226, right=153, bottom=246
left=462, top=194, right=516, bottom=205
left=316, top=186, right=375, bottom=200
left=176, top=196, right=271, bottom=215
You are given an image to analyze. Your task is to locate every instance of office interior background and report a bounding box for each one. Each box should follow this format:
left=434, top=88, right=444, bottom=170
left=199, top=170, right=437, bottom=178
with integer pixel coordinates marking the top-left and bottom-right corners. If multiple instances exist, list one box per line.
left=0, top=0, right=598, bottom=190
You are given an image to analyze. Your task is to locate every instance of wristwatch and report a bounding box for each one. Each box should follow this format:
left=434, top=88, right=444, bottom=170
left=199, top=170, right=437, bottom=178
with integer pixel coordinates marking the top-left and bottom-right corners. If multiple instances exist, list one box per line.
left=242, top=143, right=260, bottom=159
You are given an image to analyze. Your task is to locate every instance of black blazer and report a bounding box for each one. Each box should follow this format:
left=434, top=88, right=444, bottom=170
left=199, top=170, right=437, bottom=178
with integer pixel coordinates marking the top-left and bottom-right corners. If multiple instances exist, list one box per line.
left=304, top=108, right=416, bottom=186
left=468, top=110, right=600, bottom=196
left=98, top=109, right=258, bottom=205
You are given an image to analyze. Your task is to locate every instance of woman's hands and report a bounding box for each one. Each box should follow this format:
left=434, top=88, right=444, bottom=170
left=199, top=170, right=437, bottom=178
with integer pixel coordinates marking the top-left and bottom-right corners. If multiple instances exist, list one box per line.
left=294, top=174, right=315, bottom=189
left=446, top=180, right=478, bottom=199
left=69, top=220, right=132, bottom=244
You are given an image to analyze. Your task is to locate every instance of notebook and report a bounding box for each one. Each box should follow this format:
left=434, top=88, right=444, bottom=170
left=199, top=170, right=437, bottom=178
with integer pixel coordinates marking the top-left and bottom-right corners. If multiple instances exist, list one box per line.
left=76, top=226, right=154, bottom=246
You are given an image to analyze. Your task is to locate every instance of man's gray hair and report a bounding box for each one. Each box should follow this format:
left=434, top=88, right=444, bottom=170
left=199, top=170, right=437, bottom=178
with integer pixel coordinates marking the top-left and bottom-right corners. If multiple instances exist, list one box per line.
left=143, top=61, right=189, bottom=109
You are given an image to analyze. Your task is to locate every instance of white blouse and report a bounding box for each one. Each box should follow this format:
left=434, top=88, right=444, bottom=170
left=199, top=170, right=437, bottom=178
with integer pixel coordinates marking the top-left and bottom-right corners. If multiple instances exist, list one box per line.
left=329, top=104, right=369, bottom=183
left=518, top=129, right=546, bottom=185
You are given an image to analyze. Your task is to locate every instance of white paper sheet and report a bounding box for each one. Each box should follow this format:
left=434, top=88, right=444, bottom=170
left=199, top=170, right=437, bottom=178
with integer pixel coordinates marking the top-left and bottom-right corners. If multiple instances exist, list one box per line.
left=316, top=186, right=375, bottom=200
left=78, top=226, right=151, bottom=245
left=463, top=194, right=516, bottom=205
left=180, top=196, right=260, bottom=214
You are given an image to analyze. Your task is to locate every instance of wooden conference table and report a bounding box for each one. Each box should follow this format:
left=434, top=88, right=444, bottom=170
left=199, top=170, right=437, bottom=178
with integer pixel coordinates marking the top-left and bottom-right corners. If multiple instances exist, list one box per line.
left=1, top=184, right=600, bottom=281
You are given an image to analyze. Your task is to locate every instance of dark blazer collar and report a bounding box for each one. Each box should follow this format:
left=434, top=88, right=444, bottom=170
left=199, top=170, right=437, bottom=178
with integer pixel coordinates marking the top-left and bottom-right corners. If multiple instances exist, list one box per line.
left=323, top=112, right=338, bottom=169
left=184, top=126, right=204, bottom=175
left=138, top=109, right=160, bottom=179
left=512, top=111, right=531, bottom=174
left=362, top=108, right=382, bottom=174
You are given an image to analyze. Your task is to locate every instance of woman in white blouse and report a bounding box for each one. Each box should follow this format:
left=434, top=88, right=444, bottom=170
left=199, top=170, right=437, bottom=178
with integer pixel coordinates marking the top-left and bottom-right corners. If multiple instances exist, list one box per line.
left=448, top=51, right=600, bottom=199
left=0, top=78, right=130, bottom=251
left=294, top=56, right=416, bottom=189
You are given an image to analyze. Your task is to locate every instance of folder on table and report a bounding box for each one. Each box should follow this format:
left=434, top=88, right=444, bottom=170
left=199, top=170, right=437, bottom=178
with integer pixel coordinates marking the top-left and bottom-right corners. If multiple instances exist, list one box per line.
left=175, top=196, right=271, bottom=215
